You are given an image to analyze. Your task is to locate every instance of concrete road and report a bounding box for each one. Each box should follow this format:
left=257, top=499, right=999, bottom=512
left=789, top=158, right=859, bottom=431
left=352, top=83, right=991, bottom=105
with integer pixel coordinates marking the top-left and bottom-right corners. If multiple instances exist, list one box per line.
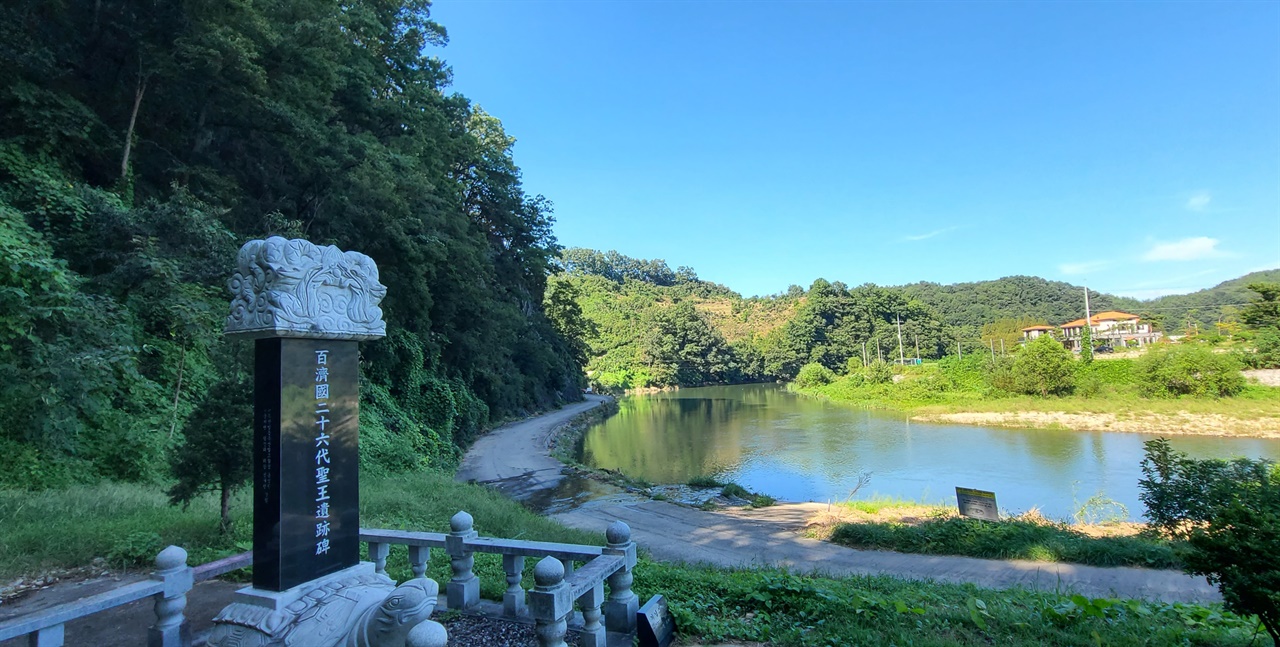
left=455, top=395, right=609, bottom=501
left=553, top=500, right=1221, bottom=604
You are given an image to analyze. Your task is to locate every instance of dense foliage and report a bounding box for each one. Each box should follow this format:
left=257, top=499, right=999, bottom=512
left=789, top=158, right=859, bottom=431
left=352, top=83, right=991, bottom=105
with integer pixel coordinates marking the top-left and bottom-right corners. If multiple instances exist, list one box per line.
left=1136, top=345, right=1245, bottom=398
left=1139, top=439, right=1280, bottom=644
left=0, top=1, right=582, bottom=489
left=560, top=248, right=1275, bottom=392
left=559, top=251, right=950, bottom=389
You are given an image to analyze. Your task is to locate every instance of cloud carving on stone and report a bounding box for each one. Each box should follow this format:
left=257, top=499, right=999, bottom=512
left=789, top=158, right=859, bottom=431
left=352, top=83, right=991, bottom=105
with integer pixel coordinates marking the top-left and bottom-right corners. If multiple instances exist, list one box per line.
left=225, top=237, right=387, bottom=340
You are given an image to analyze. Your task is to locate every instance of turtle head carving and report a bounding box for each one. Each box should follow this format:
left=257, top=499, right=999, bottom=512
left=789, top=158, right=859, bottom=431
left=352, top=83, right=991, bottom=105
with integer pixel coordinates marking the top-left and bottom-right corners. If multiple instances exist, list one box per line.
left=366, top=578, right=437, bottom=645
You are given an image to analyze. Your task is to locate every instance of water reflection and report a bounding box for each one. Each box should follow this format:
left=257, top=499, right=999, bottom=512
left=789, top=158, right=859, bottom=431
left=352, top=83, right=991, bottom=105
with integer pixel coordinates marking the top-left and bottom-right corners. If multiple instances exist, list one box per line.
left=579, top=384, right=1280, bottom=521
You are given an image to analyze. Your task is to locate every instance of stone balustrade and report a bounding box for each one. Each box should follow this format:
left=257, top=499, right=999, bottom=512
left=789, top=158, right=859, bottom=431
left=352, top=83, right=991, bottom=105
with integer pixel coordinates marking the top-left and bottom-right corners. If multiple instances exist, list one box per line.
left=0, top=512, right=638, bottom=647
left=363, top=511, right=638, bottom=647
left=0, top=546, right=195, bottom=647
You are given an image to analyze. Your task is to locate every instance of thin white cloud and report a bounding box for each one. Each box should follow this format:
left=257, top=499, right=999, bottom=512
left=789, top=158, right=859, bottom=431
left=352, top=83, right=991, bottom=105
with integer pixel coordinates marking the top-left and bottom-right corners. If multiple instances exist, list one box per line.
left=1141, top=237, right=1228, bottom=262
left=1058, top=260, right=1112, bottom=275
left=902, top=226, right=960, bottom=242
left=1185, top=191, right=1212, bottom=212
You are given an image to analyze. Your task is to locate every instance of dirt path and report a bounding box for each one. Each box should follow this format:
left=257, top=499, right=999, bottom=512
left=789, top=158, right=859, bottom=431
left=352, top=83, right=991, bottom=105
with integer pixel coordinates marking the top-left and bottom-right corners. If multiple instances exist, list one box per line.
left=456, top=395, right=611, bottom=499
left=458, top=397, right=1221, bottom=604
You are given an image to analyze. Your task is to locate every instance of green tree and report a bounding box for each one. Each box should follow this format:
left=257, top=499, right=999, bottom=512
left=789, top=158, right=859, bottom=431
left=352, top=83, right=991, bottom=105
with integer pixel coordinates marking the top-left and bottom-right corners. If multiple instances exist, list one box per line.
left=1138, top=439, right=1279, bottom=644
left=1011, top=335, right=1075, bottom=396
left=1080, top=322, right=1094, bottom=364
left=167, top=347, right=253, bottom=533
left=1242, top=282, right=1280, bottom=330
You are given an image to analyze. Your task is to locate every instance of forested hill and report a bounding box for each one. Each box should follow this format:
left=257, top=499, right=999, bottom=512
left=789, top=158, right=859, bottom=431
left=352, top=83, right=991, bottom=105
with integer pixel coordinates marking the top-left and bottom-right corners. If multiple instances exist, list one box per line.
left=0, top=2, right=583, bottom=489
left=900, top=277, right=1142, bottom=335
left=556, top=248, right=1277, bottom=391
left=1142, top=270, right=1280, bottom=331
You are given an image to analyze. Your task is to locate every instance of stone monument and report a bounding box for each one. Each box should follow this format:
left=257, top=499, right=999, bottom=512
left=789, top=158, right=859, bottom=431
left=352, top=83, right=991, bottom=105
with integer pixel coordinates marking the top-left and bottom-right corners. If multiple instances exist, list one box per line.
left=210, top=237, right=445, bottom=647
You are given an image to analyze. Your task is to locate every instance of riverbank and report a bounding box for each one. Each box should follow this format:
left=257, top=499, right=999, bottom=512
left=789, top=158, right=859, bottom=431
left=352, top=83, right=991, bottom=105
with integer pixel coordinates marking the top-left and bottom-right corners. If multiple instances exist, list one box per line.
left=793, top=364, right=1280, bottom=437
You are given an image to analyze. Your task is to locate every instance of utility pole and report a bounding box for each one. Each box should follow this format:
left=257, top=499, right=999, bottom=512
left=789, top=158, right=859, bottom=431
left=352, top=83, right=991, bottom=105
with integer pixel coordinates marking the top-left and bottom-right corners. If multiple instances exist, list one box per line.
left=957, top=339, right=962, bottom=360
left=1084, top=286, right=1093, bottom=352
left=913, top=333, right=920, bottom=362
left=896, top=314, right=905, bottom=364
left=861, top=340, right=868, bottom=367
left=877, top=344, right=882, bottom=363
left=1000, top=339, right=1005, bottom=356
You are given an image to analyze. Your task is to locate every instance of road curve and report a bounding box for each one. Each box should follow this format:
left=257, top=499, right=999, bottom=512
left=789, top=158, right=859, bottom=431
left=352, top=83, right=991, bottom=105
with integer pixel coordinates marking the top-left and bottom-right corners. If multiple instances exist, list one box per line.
left=455, top=395, right=609, bottom=500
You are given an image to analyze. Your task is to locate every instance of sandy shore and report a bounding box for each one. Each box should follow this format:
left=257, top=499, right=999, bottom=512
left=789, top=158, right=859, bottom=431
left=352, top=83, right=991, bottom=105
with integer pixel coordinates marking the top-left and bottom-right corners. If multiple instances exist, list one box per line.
left=911, top=410, right=1280, bottom=438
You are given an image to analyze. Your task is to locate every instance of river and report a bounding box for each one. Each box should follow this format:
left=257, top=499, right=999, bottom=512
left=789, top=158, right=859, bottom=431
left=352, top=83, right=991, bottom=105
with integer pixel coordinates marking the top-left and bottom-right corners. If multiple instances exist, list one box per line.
left=578, top=383, right=1280, bottom=521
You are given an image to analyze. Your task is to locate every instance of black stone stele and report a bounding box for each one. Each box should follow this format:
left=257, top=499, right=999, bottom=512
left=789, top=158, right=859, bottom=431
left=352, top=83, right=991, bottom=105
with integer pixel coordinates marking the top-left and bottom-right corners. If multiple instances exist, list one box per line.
left=637, top=594, right=675, bottom=647
left=254, top=338, right=360, bottom=591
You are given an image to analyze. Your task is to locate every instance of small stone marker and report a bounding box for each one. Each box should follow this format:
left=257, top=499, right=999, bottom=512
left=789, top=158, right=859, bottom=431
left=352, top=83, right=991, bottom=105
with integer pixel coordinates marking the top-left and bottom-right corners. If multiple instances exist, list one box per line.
left=956, top=487, right=999, bottom=521
left=637, top=594, right=674, bottom=647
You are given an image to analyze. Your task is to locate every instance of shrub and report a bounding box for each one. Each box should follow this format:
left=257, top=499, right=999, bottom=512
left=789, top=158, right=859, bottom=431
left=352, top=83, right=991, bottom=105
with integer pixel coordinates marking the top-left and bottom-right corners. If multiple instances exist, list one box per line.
left=1243, top=329, right=1280, bottom=369
left=1011, top=335, right=1074, bottom=396
left=795, top=362, right=836, bottom=389
left=983, top=355, right=1018, bottom=393
left=721, top=483, right=751, bottom=499
left=863, top=360, right=893, bottom=386
left=1136, top=345, right=1244, bottom=398
left=1138, top=438, right=1280, bottom=643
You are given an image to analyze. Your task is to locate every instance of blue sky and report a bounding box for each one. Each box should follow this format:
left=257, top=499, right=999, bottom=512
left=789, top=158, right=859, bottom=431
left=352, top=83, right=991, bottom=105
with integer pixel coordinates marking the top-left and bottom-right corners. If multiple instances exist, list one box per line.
left=431, top=1, right=1279, bottom=299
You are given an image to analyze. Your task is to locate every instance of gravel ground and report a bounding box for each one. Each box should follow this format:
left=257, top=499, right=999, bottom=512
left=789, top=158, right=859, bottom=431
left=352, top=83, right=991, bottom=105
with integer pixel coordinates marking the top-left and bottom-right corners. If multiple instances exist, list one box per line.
left=442, top=614, right=580, bottom=647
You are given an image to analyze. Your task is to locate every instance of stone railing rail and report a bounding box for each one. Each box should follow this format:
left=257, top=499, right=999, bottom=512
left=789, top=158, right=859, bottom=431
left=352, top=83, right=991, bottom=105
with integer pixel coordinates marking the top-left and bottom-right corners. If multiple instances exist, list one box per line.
left=362, top=511, right=638, bottom=647
left=0, top=546, right=194, bottom=647
left=0, top=511, right=637, bottom=647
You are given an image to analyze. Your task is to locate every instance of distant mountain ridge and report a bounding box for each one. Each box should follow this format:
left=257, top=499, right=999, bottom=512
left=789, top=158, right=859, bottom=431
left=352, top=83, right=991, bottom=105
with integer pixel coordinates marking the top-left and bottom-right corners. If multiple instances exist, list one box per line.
left=899, top=270, right=1279, bottom=334
left=897, top=270, right=1278, bottom=333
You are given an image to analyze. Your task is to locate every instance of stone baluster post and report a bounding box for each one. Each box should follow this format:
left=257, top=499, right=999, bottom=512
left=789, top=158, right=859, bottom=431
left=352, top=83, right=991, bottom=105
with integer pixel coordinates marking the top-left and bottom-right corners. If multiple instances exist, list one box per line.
left=559, top=557, right=575, bottom=579
left=28, top=625, right=63, bottom=647
left=446, top=511, right=479, bottom=610
left=409, top=545, right=430, bottom=580
left=502, top=554, right=526, bottom=617
left=603, top=521, right=638, bottom=635
left=528, top=557, right=571, bottom=647
left=368, top=542, right=390, bottom=577
left=577, top=581, right=606, bottom=647
left=148, top=546, right=193, bottom=647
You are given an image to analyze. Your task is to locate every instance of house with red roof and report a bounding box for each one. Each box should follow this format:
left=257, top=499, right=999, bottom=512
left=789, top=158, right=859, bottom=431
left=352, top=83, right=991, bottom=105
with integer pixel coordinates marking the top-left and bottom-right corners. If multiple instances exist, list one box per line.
left=1022, top=311, right=1161, bottom=351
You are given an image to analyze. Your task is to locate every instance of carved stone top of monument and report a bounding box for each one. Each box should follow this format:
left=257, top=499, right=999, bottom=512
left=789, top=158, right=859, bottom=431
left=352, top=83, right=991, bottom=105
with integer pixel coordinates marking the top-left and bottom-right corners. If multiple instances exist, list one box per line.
left=225, top=237, right=387, bottom=341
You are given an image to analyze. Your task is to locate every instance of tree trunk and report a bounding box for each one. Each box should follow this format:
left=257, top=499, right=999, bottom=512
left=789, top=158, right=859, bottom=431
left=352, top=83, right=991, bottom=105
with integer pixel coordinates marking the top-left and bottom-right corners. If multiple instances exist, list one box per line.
left=120, top=71, right=147, bottom=183
left=220, top=483, right=232, bottom=535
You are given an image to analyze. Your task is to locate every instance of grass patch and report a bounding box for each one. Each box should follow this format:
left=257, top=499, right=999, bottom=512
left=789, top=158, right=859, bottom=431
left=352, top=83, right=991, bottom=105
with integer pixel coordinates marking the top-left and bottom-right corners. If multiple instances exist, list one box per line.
left=687, top=475, right=725, bottom=488
left=829, top=516, right=1180, bottom=569
left=0, top=471, right=599, bottom=593
left=720, top=482, right=751, bottom=499
left=749, top=494, right=776, bottom=508
left=838, top=495, right=939, bottom=515
left=635, top=561, right=1268, bottom=646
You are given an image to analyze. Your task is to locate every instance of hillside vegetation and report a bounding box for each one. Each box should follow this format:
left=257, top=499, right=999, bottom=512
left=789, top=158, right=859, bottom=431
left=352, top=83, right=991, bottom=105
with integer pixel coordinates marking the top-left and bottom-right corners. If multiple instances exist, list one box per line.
left=0, top=1, right=583, bottom=490
left=558, top=247, right=1278, bottom=391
